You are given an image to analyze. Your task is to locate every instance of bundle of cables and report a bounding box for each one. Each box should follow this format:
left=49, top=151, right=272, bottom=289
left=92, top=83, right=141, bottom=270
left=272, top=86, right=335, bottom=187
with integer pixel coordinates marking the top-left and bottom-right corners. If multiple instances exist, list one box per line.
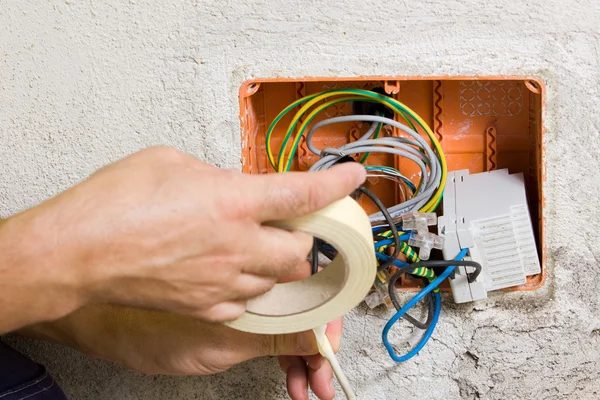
left=265, top=88, right=481, bottom=362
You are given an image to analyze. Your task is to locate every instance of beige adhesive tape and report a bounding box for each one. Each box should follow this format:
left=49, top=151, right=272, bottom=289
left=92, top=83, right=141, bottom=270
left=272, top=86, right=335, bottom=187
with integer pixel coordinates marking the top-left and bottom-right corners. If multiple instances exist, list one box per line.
left=226, top=196, right=376, bottom=334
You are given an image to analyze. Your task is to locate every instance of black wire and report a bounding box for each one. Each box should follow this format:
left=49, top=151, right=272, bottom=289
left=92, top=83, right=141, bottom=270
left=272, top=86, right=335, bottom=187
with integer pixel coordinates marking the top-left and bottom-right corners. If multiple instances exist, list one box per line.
left=353, top=186, right=432, bottom=329
left=387, top=265, right=422, bottom=313
left=316, top=238, right=336, bottom=261
left=406, top=259, right=482, bottom=283
left=387, top=259, right=483, bottom=325
left=311, top=238, right=319, bottom=275
left=401, top=290, right=435, bottom=330
left=355, top=186, right=401, bottom=272
left=387, top=260, right=482, bottom=330
left=389, top=260, right=483, bottom=300
left=388, top=264, right=436, bottom=329
left=354, top=186, right=428, bottom=327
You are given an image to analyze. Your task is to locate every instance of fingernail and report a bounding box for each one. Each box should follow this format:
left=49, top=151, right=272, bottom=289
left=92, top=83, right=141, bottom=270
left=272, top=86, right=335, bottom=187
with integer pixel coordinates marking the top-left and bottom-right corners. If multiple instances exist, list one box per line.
left=332, top=162, right=366, bottom=185
left=352, top=164, right=367, bottom=185
left=329, top=377, right=335, bottom=393
left=298, top=332, right=316, bottom=353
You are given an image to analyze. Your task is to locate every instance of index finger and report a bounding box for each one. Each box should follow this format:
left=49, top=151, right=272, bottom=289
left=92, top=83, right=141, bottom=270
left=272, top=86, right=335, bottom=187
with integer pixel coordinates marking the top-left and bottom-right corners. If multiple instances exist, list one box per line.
left=247, top=163, right=366, bottom=222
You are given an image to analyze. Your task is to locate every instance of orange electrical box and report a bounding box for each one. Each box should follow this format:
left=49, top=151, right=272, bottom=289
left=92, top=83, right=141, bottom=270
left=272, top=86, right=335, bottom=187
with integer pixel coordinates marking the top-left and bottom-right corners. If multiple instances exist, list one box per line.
left=239, top=77, right=545, bottom=292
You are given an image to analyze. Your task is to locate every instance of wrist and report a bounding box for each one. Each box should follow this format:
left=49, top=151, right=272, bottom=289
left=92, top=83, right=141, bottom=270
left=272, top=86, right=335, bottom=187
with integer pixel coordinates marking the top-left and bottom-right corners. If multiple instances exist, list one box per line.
left=0, top=201, right=89, bottom=333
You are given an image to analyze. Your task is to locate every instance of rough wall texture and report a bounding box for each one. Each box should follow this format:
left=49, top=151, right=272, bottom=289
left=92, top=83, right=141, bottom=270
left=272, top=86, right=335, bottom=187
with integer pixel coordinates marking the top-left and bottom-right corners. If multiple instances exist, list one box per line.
left=1, top=0, right=600, bottom=399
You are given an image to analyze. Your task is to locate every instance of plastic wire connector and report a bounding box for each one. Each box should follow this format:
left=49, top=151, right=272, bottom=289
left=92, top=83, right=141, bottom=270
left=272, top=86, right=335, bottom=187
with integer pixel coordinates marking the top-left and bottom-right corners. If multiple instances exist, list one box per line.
left=408, top=232, right=444, bottom=260
left=401, top=212, right=437, bottom=235
left=365, top=282, right=393, bottom=309
left=313, top=325, right=356, bottom=400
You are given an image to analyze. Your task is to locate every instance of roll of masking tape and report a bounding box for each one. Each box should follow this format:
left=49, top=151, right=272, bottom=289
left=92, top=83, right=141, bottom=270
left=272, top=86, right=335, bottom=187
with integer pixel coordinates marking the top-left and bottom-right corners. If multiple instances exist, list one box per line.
left=226, top=196, right=376, bottom=334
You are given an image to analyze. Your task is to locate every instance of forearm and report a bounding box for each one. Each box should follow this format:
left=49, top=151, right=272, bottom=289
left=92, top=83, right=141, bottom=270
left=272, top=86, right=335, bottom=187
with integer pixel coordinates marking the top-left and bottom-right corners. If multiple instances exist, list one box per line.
left=15, top=303, right=325, bottom=377
left=17, top=305, right=206, bottom=374
left=0, top=202, right=87, bottom=334
left=17, top=305, right=144, bottom=370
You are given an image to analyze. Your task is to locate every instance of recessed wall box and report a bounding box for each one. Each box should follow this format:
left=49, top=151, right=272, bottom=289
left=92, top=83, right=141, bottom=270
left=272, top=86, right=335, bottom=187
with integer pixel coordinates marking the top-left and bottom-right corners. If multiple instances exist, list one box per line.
left=239, top=77, right=546, bottom=293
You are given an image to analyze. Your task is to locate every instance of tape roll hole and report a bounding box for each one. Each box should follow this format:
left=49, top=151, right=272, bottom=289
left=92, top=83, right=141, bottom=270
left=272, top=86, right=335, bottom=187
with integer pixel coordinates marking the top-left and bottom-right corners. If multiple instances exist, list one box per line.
left=245, top=239, right=347, bottom=317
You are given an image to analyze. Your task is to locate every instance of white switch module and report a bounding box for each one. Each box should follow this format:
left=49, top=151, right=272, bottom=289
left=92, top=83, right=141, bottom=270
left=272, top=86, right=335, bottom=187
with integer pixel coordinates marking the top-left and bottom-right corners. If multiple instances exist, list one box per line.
left=438, top=169, right=541, bottom=303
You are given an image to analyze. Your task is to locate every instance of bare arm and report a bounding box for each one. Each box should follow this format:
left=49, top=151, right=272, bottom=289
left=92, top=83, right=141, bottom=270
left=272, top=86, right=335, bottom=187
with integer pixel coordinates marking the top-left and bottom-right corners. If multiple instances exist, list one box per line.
left=0, top=203, right=87, bottom=332
left=0, top=146, right=365, bottom=334
left=17, top=304, right=343, bottom=400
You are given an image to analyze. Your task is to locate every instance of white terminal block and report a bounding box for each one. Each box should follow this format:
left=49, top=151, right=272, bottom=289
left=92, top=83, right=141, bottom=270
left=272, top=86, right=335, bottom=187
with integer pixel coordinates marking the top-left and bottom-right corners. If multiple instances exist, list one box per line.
left=438, top=169, right=541, bottom=304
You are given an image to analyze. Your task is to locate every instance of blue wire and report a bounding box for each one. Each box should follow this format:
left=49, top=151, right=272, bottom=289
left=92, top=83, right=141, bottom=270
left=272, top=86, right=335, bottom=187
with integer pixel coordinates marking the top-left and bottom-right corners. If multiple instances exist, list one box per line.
left=382, top=248, right=469, bottom=362
left=373, top=236, right=411, bottom=248
left=375, top=252, right=410, bottom=268
left=372, top=224, right=403, bottom=234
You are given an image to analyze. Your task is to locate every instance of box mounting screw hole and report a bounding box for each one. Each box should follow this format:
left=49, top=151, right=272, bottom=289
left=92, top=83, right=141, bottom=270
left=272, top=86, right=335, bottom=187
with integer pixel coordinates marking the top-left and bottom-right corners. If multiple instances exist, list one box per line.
left=524, top=80, right=541, bottom=94
left=384, top=80, right=400, bottom=95
left=247, top=83, right=261, bottom=96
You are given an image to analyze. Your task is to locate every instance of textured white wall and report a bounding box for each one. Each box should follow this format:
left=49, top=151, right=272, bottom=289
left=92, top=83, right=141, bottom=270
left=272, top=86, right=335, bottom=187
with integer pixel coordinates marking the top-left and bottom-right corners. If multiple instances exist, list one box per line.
left=2, top=0, right=600, bottom=399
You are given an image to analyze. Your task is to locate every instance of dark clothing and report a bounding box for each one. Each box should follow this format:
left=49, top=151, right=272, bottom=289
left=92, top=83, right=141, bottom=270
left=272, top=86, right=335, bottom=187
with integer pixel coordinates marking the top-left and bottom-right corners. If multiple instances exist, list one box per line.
left=0, top=341, right=68, bottom=400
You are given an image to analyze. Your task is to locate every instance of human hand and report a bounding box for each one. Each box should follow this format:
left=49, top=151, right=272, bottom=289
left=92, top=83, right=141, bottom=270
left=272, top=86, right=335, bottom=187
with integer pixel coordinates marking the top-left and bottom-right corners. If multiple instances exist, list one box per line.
left=20, top=305, right=344, bottom=400
left=0, top=146, right=365, bottom=332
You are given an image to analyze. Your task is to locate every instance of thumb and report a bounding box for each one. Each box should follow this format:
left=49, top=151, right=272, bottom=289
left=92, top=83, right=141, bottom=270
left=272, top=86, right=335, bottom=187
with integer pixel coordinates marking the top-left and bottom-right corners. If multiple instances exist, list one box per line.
left=248, top=163, right=366, bottom=222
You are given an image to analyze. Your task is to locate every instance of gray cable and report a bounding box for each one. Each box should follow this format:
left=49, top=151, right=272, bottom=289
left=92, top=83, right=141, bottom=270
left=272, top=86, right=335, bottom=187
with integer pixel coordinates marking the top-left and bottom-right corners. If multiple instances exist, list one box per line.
left=308, top=116, right=440, bottom=191
left=306, top=120, right=380, bottom=156
left=306, top=115, right=442, bottom=222
left=314, top=146, right=432, bottom=212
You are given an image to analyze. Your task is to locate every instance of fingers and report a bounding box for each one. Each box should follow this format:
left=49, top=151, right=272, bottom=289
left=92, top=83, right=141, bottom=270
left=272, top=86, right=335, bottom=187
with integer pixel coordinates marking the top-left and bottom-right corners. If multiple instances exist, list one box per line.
left=325, top=318, right=344, bottom=354
left=281, top=356, right=309, bottom=400
left=242, top=226, right=313, bottom=278
left=194, top=300, right=247, bottom=323
left=303, top=354, right=325, bottom=370
left=308, top=359, right=335, bottom=400
left=278, top=260, right=312, bottom=283
left=262, top=317, right=345, bottom=359
left=279, top=356, right=335, bottom=400
left=248, top=163, right=366, bottom=222
left=229, top=273, right=276, bottom=300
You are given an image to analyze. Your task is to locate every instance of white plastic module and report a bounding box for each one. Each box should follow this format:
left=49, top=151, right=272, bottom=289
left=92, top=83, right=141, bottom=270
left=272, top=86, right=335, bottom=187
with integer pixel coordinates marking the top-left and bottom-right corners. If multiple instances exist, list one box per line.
left=438, top=169, right=541, bottom=303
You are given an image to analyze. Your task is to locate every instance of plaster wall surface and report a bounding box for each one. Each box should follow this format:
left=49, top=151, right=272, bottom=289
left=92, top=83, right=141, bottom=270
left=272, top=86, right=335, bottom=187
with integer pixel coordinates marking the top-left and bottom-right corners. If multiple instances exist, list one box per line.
left=1, top=0, right=600, bottom=398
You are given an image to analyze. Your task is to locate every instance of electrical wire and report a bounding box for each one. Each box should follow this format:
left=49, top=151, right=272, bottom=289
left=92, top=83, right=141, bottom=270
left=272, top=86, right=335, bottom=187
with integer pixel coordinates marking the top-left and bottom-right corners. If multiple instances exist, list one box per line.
left=366, top=173, right=408, bottom=203
left=375, top=252, right=410, bottom=268
left=277, top=93, right=417, bottom=171
left=373, top=237, right=411, bottom=248
left=358, top=121, right=382, bottom=164
left=387, top=259, right=483, bottom=311
left=265, top=89, right=446, bottom=214
left=316, top=239, right=337, bottom=261
left=264, top=88, right=455, bottom=361
left=307, top=115, right=442, bottom=221
left=373, top=251, right=435, bottom=330
left=363, top=187, right=437, bottom=330
left=382, top=249, right=469, bottom=362
left=274, top=94, right=417, bottom=172
left=392, top=259, right=483, bottom=285
left=311, top=237, right=319, bottom=275
left=355, top=186, right=401, bottom=272
left=365, top=166, right=416, bottom=195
